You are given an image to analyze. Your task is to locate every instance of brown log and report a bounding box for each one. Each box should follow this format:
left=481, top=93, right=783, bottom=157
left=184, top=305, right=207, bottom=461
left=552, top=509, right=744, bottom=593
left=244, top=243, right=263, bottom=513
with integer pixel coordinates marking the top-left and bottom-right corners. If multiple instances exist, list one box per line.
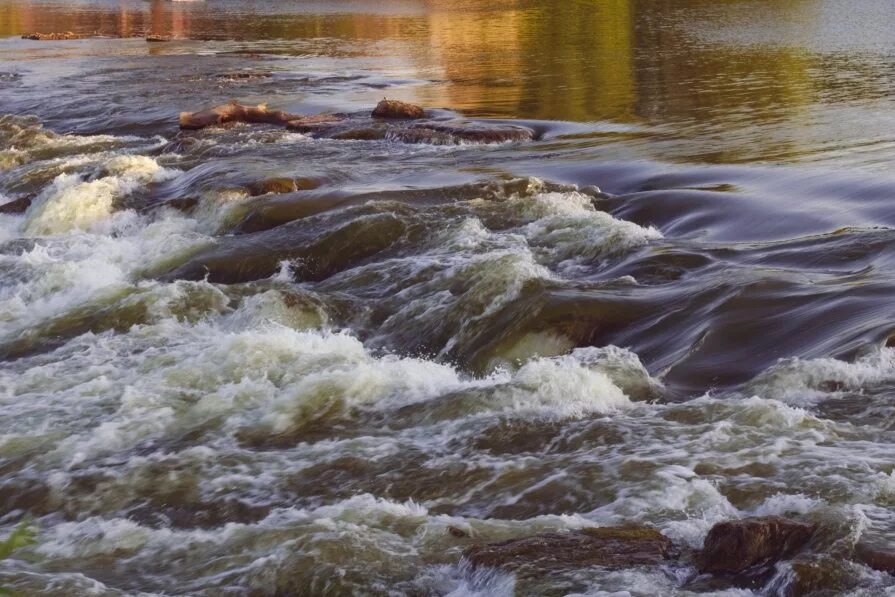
left=179, top=103, right=295, bottom=130
left=179, top=102, right=344, bottom=131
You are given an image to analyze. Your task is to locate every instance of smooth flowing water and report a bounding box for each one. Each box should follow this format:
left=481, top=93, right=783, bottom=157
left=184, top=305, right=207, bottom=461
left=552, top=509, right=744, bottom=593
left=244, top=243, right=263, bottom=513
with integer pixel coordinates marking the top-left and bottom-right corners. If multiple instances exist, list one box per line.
left=1, top=0, right=895, bottom=595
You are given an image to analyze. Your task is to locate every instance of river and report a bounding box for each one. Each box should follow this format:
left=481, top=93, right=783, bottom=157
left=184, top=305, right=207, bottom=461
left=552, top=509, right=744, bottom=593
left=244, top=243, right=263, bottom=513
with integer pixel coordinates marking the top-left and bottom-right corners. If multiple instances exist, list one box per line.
left=0, top=0, right=894, bottom=594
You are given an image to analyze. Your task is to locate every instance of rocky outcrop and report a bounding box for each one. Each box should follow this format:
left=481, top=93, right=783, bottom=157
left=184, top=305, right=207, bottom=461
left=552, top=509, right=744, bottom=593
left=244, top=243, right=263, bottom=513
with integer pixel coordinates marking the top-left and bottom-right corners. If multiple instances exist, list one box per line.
left=371, top=98, right=425, bottom=119
left=462, top=526, right=675, bottom=574
left=177, top=100, right=535, bottom=145
left=698, top=516, right=815, bottom=575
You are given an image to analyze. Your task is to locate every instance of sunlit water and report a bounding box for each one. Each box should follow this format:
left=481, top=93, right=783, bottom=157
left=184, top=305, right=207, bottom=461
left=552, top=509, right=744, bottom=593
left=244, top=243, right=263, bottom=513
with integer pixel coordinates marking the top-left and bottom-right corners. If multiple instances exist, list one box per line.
left=1, top=1, right=895, bottom=595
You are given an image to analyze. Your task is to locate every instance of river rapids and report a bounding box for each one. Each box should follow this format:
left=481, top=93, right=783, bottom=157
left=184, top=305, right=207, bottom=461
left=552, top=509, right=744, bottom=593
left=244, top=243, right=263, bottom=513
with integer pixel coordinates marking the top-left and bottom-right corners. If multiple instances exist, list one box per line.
left=1, top=0, right=895, bottom=595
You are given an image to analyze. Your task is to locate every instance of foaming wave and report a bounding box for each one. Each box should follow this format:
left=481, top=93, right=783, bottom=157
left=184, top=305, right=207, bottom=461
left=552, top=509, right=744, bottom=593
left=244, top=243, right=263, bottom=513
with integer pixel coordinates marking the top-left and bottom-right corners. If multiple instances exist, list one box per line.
left=23, top=155, right=179, bottom=235
left=747, top=346, right=895, bottom=404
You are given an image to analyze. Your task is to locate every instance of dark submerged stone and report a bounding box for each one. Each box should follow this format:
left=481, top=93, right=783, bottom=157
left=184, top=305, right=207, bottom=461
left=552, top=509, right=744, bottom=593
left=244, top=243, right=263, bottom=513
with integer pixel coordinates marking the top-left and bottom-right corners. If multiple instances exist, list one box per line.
left=699, top=516, right=815, bottom=575
left=463, top=526, right=675, bottom=573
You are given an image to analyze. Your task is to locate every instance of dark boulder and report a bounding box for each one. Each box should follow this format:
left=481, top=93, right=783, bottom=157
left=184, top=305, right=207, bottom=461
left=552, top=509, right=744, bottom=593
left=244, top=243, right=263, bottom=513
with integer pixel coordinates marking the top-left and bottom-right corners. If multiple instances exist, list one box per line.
left=0, top=196, right=31, bottom=214
left=393, top=121, right=535, bottom=145
left=462, top=526, right=675, bottom=574
left=854, top=542, right=895, bottom=574
left=371, top=98, right=425, bottom=119
left=699, top=516, right=815, bottom=575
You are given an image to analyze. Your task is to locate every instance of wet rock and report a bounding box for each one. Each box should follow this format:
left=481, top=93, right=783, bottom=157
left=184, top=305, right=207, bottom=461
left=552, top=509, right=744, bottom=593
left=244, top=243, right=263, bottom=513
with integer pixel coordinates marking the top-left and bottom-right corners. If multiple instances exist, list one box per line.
left=784, top=556, right=852, bottom=597
left=463, top=526, right=675, bottom=573
left=0, top=196, right=31, bottom=214
left=854, top=542, right=895, bottom=574
left=699, top=516, right=815, bottom=575
left=371, top=98, right=425, bottom=119
left=392, top=121, right=535, bottom=145
left=247, top=177, right=319, bottom=196
left=283, top=113, right=346, bottom=133
left=330, top=126, right=388, bottom=141
left=448, top=526, right=468, bottom=538
left=215, top=71, right=272, bottom=81
left=145, top=35, right=171, bottom=42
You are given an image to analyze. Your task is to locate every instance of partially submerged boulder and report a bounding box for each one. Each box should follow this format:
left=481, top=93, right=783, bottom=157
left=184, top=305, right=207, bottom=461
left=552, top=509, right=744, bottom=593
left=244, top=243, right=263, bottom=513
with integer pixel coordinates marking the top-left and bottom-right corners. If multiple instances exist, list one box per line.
left=371, top=98, right=425, bottom=119
left=0, top=196, right=32, bottom=214
left=699, top=516, right=815, bottom=575
left=391, top=121, right=535, bottom=145
left=854, top=542, right=895, bottom=575
left=462, top=526, right=675, bottom=574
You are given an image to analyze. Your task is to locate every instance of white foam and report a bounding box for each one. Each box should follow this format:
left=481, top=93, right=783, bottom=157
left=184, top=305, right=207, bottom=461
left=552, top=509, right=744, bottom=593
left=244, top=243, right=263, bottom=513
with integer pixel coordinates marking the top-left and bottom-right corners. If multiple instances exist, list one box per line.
left=23, top=155, right=178, bottom=235
left=748, top=347, right=895, bottom=405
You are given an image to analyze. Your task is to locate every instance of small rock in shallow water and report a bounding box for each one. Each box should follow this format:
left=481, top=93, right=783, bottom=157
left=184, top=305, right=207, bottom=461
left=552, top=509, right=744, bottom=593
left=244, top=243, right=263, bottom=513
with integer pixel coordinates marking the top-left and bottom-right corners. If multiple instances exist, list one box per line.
left=371, top=98, right=425, bottom=119
left=462, top=526, right=675, bottom=573
left=699, top=516, right=815, bottom=575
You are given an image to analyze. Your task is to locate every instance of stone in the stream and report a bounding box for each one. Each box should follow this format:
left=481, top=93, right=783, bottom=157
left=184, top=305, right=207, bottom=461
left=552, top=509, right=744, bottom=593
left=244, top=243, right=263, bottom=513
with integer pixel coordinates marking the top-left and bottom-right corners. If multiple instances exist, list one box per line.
left=146, top=35, right=171, bottom=42
left=371, top=98, right=425, bottom=119
left=698, top=516, right=815, bottom=575
left=462, top=526, right=675, bottom=573
left=394, top=121, right=535, bottom=145
left=854, top=542, right=895, bottom=574
left=0, top=196, right=31, bottom=214
left=283, top=113, right=346, bottom=133
left=785, top=556, right=851, bottom=597
left=247, top=177, right=319, bottom=196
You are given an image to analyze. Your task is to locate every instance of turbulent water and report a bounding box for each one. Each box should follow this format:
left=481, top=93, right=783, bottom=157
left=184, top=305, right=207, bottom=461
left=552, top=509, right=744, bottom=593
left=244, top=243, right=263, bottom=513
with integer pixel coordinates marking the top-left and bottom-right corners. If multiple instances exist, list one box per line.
left=1, top=0, right=895, bottom=595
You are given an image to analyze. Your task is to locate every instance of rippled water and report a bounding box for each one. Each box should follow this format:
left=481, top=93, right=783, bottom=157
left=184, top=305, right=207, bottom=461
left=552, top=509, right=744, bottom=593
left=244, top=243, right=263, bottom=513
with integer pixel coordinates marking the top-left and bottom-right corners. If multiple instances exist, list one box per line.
left=1, top=1, right=895, bottom=595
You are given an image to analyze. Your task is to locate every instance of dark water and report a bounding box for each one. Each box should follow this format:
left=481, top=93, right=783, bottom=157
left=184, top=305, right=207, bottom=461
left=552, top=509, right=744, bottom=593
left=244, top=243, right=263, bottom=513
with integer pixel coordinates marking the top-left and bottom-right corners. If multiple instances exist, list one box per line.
left=1, top=1, right=895, bottom=595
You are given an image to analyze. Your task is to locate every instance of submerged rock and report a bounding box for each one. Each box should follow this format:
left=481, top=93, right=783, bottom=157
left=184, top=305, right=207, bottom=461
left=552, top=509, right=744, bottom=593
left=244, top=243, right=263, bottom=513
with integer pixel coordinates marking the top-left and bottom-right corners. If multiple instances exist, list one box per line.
left=462, top=526, right=675, bottom=574
left=371, top=98, right=425, bottom=119
left=784, top=556, right=852, bottom=597
left=699, top=516, right=815, bottom=575
left=391, top=121, right=535, bottom=145
left=855, top=542, right=895, bottom=574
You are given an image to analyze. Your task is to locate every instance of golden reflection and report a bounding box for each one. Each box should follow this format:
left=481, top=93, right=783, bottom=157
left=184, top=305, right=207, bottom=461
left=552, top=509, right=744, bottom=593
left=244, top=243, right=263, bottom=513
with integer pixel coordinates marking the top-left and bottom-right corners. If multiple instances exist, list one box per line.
left=0, top=0, right=836, bottom=161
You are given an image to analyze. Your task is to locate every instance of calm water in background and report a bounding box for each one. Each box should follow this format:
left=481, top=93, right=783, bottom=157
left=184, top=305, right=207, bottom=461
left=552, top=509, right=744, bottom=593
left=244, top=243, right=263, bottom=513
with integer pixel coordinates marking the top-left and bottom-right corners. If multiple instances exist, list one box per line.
left=1, top=1, right=895, bottom=595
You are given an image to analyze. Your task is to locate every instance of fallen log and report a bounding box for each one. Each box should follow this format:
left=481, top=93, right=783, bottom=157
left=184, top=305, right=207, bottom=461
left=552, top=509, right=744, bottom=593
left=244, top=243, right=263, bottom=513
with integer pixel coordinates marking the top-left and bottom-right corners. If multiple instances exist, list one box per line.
left=22, top=32, right=87, bottom=41
left=179, top=102, right=326, bottom=130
